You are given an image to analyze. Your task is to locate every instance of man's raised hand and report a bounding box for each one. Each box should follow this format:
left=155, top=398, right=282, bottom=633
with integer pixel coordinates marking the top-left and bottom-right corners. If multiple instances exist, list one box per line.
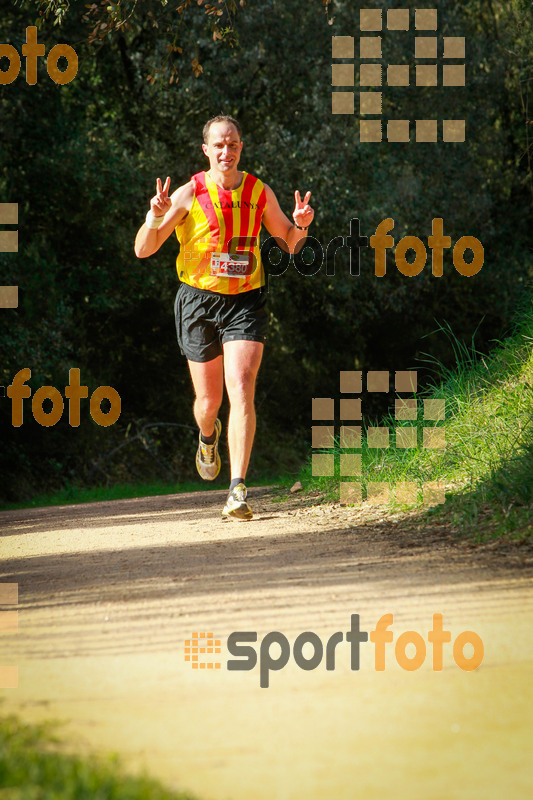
left=150, top=176, right=172, bottom=218
left=292, top=190, right=314, bottom=229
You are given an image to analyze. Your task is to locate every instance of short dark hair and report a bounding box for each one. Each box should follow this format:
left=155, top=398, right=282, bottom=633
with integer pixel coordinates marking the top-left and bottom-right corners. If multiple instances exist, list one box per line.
left=203, top=115, right=242, bottom=144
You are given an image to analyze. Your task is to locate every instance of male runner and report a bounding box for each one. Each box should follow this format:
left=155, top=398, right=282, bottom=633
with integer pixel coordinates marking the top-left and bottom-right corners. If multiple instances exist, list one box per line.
left=134, top=115, right=314, bottom=519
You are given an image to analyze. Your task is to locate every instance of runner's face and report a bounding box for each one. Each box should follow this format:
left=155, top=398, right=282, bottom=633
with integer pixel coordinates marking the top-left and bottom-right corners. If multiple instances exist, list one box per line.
left=203, top=123, right=243, bottom=172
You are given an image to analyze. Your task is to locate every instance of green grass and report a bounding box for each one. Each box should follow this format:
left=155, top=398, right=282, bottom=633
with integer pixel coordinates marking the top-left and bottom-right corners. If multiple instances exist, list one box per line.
left=304, top=299, right=533, bottom=541
left=0, top=473, right=288, bottom=512
left=0, top=710, right=200, bottom=799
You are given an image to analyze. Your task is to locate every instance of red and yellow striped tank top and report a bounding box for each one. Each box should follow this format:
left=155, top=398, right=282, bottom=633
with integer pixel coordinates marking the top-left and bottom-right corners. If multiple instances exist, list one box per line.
left=175, top=170, right=267, bottom=294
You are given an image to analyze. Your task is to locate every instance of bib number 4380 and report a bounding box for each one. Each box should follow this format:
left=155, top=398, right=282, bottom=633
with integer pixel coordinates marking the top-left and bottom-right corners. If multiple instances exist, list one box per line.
left=209, top=236, right=258, bottom=277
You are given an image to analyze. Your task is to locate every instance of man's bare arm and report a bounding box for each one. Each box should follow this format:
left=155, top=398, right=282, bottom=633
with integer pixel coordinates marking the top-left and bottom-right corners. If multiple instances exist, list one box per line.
left=262, top=184, right=314, bottom=253
left=134, top=177, right=195, bottom=258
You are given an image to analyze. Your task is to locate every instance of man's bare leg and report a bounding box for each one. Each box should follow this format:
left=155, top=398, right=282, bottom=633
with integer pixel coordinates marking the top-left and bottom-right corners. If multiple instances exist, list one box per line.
left=187, top=355, right=225, bottom=480
left=187, top=355, right=224, bottom=438
left=222, top=340, right=264, bottom=481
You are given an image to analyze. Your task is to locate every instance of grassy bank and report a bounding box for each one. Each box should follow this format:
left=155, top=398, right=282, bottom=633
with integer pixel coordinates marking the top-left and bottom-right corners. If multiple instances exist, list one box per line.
left=0, top=710, right=199, bottom=799
left=304, top=300, right=533, bottom=541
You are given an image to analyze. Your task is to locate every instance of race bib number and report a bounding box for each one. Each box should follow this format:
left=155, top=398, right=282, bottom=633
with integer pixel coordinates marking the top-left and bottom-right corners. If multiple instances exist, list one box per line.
left=209, top=252, right=253, bottom=277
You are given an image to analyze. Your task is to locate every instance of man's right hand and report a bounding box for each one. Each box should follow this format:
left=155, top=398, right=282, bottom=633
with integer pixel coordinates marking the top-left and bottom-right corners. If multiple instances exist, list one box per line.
left=135, top=176, right=194, bottom=258
left=150, top=176, right=172, bottom=217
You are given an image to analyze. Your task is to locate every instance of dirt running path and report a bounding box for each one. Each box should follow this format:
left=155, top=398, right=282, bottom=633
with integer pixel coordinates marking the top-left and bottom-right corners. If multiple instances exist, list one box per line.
left=1, top=489, right=532, bottom=799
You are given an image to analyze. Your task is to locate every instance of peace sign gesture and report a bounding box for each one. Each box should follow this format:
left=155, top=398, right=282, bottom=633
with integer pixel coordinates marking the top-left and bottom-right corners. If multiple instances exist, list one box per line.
left=292, top=189, right=314, bottom=229
left=150, top=176, right=172, bottom=217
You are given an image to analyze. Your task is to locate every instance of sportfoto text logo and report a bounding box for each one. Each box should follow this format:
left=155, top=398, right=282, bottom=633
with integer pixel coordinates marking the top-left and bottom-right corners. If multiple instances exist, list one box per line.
left=185, top=614, right=484, bottom=688
left=183, top=217, right=484, bottom=291
left=0, top=27, right=78, bottom=85
left=5, top=368, right=121, bottom=427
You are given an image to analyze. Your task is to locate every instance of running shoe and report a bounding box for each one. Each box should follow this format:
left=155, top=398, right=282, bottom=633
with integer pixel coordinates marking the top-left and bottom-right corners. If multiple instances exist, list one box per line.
left=222, top=482, right=253, bottom=520
left=196, top=418, right=222, bottom=480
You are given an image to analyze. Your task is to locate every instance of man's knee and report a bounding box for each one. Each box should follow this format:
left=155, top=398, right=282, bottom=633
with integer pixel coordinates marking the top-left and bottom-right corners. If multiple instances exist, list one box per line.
left=195, top=393, right=222, bottom=418
left=225, top=368, right=258, bottom=401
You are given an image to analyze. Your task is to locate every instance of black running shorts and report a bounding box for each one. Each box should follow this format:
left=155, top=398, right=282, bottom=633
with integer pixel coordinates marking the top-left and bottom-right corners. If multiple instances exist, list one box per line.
left=174, top=282, right=268, bottom=362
